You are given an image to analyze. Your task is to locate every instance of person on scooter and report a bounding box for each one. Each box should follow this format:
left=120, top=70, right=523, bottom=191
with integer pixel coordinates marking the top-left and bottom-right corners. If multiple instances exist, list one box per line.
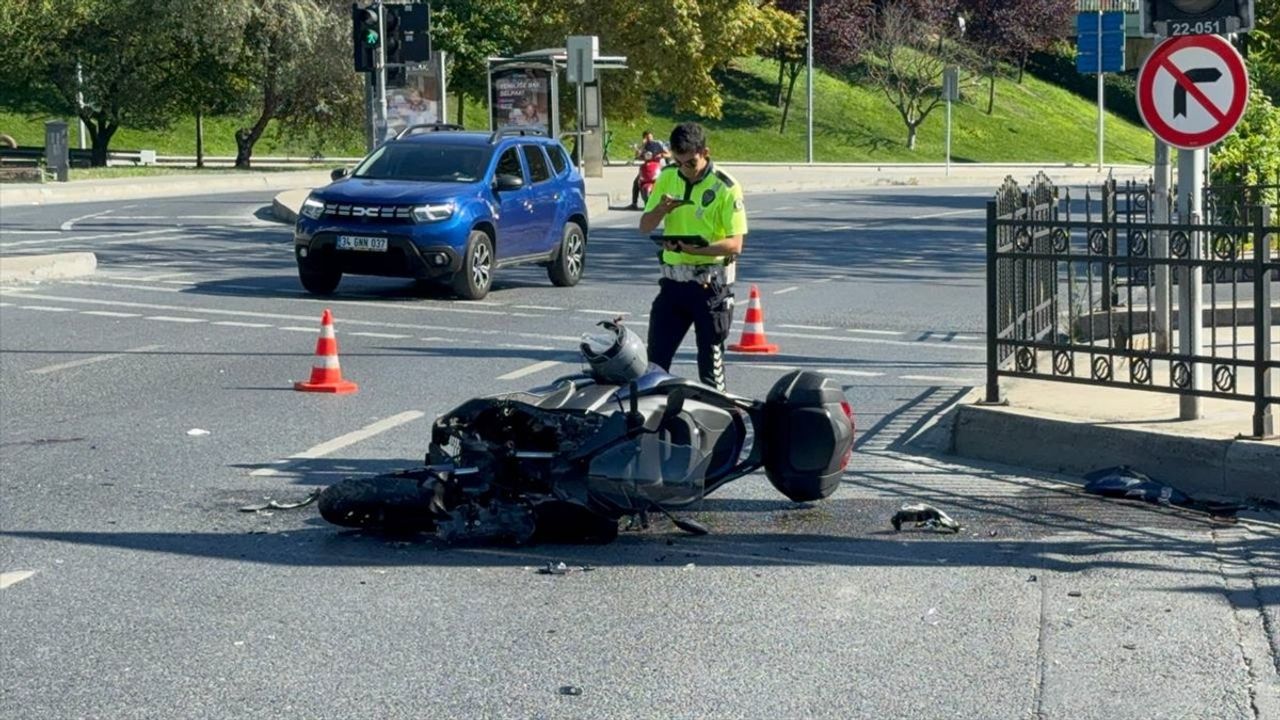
left=628, top=130, right=669, bottom=210
left=638, top=122, right=746, bottom=391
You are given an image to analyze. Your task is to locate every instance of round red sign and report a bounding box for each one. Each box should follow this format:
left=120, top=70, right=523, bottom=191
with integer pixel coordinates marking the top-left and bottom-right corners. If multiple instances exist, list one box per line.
left=1137, top=34, right=1249, bottom=150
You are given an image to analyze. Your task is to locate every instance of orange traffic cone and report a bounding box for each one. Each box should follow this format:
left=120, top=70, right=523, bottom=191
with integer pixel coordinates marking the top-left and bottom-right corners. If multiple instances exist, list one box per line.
left=728, top=284, right=779, bottom=354
left=294, top=309, right=358, bottom=394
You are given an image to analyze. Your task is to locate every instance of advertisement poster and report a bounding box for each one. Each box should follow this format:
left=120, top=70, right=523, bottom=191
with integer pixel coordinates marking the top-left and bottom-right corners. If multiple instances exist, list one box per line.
left=384, top=66, right=443, bottom=141
left=490, top=67, right=552, bottom=131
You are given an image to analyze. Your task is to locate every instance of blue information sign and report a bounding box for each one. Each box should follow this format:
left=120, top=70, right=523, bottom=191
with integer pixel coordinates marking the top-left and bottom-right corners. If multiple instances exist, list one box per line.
left=1076, top=11, right=1126, bottom=73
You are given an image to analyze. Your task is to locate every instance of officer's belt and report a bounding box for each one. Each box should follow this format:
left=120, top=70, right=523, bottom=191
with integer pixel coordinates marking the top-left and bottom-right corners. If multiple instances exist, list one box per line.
left=660, top=263, right=728, bottom=284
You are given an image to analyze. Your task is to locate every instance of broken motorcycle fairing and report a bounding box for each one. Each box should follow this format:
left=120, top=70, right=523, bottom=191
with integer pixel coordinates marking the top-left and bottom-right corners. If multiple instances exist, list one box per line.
left=318, top=346, right=855, bottom=544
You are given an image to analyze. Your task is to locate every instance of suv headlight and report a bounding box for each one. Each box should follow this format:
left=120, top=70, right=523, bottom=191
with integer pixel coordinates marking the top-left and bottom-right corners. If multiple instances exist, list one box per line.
left=412, top=202, right=455, bottom=223
left=300, top=195, right=325, bottom=220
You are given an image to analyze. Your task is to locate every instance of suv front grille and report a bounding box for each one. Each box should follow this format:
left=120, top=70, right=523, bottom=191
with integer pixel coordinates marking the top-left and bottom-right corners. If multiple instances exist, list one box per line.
left=323, top=203, right=414, bottom=224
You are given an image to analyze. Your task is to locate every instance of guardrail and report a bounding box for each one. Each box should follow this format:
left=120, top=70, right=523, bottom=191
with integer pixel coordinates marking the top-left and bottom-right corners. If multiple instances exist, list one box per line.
left=986, top=171, right=1279, bottom=438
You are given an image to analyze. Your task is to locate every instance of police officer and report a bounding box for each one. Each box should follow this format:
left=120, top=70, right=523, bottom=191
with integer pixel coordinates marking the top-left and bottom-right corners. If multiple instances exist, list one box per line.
left=638, top=122, right=746, bottom=391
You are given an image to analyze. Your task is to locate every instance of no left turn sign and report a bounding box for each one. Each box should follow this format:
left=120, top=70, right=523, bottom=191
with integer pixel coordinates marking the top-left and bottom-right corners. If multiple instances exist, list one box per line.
left=1137, top=34, right=1249, bottom=150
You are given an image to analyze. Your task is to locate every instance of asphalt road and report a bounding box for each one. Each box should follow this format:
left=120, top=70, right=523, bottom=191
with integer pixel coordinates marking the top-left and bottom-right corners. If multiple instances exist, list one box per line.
left=1, top=189, right=1276, bottom=719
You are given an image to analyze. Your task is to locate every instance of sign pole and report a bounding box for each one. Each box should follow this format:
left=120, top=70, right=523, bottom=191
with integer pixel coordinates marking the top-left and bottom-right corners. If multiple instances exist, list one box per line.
left=945, top=96, right=952, bottom=177
left=1096, top=9, right=1104, bottom=172
left=1152, top=139, right=1172, bottom=353
left=1177, top=146, right=1205, bottom=419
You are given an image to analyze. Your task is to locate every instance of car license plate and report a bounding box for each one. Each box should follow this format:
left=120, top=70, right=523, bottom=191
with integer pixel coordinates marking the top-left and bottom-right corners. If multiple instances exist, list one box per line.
left=336, top=235, right=388, bottom=252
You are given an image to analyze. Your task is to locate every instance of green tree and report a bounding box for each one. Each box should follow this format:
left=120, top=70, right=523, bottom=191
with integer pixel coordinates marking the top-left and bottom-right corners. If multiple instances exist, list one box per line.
left=1210, top=86, right=1280, bottom=223
left=429, top=0, right=530, bottom=126
left=0, top=0, right=185, bottom=166
left=1247, top=0, right=1279, bottom=102
left=523, top=0, right=796, bottom=120
left=219, top=0, right=361, bottom=168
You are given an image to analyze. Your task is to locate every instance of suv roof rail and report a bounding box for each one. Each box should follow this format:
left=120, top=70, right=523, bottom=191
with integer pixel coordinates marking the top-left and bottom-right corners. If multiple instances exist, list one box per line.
left=489, top=126, right=547, bottom=143
left=395, top=123, right=466, bottom=140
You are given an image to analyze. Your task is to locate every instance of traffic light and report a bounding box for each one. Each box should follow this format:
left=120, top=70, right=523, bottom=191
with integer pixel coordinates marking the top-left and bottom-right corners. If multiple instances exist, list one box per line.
left=352, top=4, right=379, bottom=72
left=1141, top=0, right=1255, bottom=37
left=385, top=3, right=432, bottom=64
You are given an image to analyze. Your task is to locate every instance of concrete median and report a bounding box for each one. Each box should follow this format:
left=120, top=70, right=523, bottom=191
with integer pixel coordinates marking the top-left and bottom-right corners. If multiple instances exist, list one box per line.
left=0, top=252, right=97, bottom=284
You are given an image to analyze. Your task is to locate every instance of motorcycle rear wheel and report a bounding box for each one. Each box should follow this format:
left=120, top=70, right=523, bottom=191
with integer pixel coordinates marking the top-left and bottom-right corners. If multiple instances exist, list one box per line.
left=317, top=471, right=437, bottom=533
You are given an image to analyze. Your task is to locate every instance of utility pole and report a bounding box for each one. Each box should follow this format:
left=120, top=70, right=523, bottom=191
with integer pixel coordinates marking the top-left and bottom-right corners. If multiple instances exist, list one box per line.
left=1177, top=147, right=1205, bottom=419
left=1096, top=7, right=1104, bottom=172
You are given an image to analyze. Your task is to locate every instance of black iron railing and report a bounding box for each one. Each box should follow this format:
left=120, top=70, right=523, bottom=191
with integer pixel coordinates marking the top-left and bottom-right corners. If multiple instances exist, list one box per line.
left=986, top=172, right=1280, bottom=438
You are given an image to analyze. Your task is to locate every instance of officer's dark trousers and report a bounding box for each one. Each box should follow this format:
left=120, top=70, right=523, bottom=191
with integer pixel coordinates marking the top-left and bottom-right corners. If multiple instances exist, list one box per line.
left=646, top=278, right=733, bottom=391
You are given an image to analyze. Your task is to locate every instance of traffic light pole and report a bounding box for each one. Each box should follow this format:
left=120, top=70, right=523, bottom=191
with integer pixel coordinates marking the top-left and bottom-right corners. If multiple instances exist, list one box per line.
left=375, top=1, right=388, bottom=144
left=1096, top=9, right=1104, bottom=172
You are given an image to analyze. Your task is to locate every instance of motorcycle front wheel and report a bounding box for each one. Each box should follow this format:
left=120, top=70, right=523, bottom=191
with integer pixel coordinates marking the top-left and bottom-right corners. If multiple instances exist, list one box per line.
left=317, top=471, right=437, bottom=533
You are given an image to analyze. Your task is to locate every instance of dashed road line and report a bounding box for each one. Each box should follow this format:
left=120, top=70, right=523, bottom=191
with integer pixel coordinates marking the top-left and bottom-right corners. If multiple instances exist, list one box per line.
left=213, top=321, right=273, bottom=329
left=577, top=309, right=628, bottom=316
left=497, top=360, right=562, bottom=381
left=779, top=323, right=833, bottom=331
left=146, top=316, right=205, bottom=323
left=899, top=374, right=973, bottom=383
left=279, top=326, right=318, bottom=333
left=0, top=571, right=37, bottom=589
left=250, top=411, right=426, bottom=477
left=29, top=344, right=163, bottom=376
left=514, top=304, right=563, bottom=311
left=102, top=234, right=187, bottom=246
left=81, top=310, right=141, bottom=318
left=61, top=210, right=116, bottom=231
left=774, top=286, right=799, bottom=295
left=846, top=328, right=901, bottom=336
left=348, top=332, right=411, bottom=339
left=21, top=306, right=75, bottom=312
left=0, top=228, right=175, bottom=249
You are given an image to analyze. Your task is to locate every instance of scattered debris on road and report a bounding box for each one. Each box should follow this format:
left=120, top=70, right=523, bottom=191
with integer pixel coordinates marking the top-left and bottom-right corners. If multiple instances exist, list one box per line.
left=1083, top=466, right=1243, bottom=521
left=536, top=562, right=595, bottom=576
left=558, top=686, right=582, bottom=696
left=891, top=503, right=961, bottom=533
left=186, top=428, right=210, bottom=437
left=238, top=489, right=321, bottom=513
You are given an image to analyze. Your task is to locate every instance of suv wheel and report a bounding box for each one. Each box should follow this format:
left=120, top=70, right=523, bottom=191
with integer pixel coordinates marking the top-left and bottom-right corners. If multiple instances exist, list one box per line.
left=547, top=221, right=585, bottom=287
left=299, top=265, right=342, bottom=295
left=451, top=230, right=493, bottom=300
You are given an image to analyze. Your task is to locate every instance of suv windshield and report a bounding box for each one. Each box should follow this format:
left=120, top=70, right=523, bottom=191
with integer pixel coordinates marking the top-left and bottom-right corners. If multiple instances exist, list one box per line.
left=353, top=143, right=491, bottom=182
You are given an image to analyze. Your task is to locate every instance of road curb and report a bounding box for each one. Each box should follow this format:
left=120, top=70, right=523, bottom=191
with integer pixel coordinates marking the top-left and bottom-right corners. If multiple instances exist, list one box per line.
left=0, top=252, right=97, bottom=285
left=948, top=402, right=1280, bottom=506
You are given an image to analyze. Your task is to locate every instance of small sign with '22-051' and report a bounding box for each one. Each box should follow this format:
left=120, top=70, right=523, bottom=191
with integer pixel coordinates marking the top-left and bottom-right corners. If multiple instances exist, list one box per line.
left=1168, top=18, right=1227, bottom=36
left=336, top=235, right=388, bottom=252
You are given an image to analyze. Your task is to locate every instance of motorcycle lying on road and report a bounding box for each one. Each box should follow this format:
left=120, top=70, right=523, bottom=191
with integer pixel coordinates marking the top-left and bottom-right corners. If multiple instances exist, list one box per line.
left=317, top=321, right=856, bottom=544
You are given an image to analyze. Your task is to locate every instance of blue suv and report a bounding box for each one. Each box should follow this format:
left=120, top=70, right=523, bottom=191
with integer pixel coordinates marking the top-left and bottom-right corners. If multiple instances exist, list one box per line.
left=294, top=125, right=589, bottom=300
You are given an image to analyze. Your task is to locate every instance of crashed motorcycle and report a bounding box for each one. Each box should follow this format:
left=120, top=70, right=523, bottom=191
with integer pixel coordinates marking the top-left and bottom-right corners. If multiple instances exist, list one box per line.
left=318, top=321, right=856, bottom=544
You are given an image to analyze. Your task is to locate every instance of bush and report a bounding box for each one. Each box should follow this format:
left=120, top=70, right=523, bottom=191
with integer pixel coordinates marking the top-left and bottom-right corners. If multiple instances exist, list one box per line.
left=1210, top=86, right=1280, bottom=221
left=1025, top=44, right=1142, bottom=126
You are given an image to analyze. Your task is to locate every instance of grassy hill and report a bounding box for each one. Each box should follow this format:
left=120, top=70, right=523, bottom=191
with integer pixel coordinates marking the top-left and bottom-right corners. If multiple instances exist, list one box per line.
left=0, top=56, right=1154, bottom=165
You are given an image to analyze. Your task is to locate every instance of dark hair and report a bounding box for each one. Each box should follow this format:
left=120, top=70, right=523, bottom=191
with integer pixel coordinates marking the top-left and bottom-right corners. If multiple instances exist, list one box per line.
left=669, top=122, right=706, bottom=155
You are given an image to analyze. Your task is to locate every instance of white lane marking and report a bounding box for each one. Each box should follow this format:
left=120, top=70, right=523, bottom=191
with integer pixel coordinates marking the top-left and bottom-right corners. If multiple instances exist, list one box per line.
left=279, top=326, right=317, bottom=333
left=65, top=282, right=181, bottom=295
left=20, top=306, right=75, bottom=312
left=81, top=311, right=141, bottom=318
left=814, top=278, right=833, bottom=284
left=159, top=281, right=197, bottom=287
left=102, top=234, right=186, bottom=246
left=847, top=328, right=901, bottom=336
left=0, top=302, right=13, bottom=307
left=0, top=228, right=175, bottom=249
left=577, top=309, right=628, bottom=316
left=29, top=344, right=163, bottom=375
left=101, top=215, right=278, bottom=223
left=899, top=375, right=973, bottom=383
left=250, top=411, right=426, bottom=477
left=147, top=316, right=205, bottom=323
left=514, top=304, right=563, bottom=311
left=500, top=343, right=555, bottom=351
left=914, top=209, right=982, bottom=220
left=823, top=224, right=856, bottom=232
left=775, top=205, right=795, bottom=211
left=778, top=324, right=833, bottom=331
left=2, top=292, right=576, bottom=345
left=213, top=321, right=273, bottom=328
left=820, top=368, right=884, bottom=377
left=148, top=272, right=194, bottom=281
left=0, top=571, right=37, bottom=589
left=769, top=330, right=982, bottom=350
left=497, top=360, right=562, bottom=381
left=348, top=332, right=410, bottom=339
left=61, top=210, right=114, bottom=231
left=774, top=286, right=799, bottom=295
left=0, top=230, right=59, bottom=235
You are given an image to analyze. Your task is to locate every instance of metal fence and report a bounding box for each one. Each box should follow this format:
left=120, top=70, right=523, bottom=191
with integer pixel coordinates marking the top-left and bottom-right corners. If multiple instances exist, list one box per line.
left=986, top=171, right=1280, bottom=438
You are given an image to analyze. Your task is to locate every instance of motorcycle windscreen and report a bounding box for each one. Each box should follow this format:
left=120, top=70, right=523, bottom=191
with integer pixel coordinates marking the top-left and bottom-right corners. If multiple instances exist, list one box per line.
left=586, top=435, right=710, bottom=513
